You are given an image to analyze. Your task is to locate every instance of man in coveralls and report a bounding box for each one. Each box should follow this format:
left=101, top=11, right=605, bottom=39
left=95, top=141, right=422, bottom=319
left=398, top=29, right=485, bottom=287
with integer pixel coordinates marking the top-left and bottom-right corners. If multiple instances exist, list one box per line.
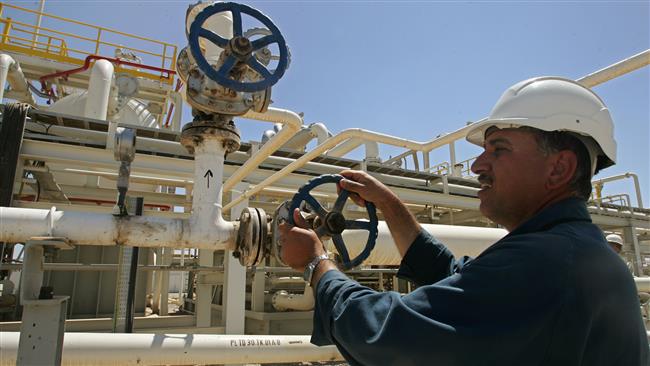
left=280, top=77, right=649, bottom=365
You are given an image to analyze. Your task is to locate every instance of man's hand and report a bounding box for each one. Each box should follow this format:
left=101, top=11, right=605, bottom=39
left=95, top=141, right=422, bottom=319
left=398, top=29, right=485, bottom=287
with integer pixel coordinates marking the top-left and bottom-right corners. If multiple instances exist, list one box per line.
left=279, top=208, right=327, bottom=272
left=339, top=170, right=398, bottom=210
left=340, top=169, right=420, bottom=257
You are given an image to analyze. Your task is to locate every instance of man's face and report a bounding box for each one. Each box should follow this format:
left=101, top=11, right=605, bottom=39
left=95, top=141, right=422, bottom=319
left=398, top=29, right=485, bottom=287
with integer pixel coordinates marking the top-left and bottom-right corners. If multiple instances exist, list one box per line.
left=470, top=128, right=554, bottom=231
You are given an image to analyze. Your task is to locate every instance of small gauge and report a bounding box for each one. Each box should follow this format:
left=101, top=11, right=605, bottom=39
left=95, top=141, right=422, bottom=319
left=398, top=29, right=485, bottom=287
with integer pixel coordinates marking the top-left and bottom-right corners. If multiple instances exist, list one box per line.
left=115, top=74, right=139, bottom=97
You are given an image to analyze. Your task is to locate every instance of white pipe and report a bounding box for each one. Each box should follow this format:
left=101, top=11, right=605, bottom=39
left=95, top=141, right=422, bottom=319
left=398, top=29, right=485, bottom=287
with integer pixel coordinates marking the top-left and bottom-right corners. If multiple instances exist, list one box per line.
left=339, top=222, right=507, bottom=266
left=311, top=122, right=331, bottom=145
left=224, top=124, right=480, bottom=211
left=169, top=91, right=183, bottom=131
left=592, top=172, right=644, bottom=208
left=0, top=138, right=236, bottom=249
left=84, top=59, right=114, bottom=121
left=0, top=332, right=343, bottom=365
left=325, top=137, right=363, bottom=157
left=223, top=107, right=303, bottom=193
left=364, top=141, right=380, bottom=162
left=0, top=206, right=234, bottom=249
left=30, top=1, right=46, bottom=49
left=0, top=54, right=36, bottom=105
left=635, top=277, right=650, bottom=293
left=578, top=49, right=650, bottom=88
left=190, top=138, right=233, bottom=245
left=0, top=54, right=12, bottom=101
left=186, top=4, right=232, bottom=63
left=280, top=126, right=315, bottom=151
left=272, top=283, right=314, bottom=311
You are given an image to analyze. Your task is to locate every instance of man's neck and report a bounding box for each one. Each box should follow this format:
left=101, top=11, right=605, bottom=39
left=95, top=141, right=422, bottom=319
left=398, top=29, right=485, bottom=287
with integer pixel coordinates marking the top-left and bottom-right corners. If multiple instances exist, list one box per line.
left=506, top=190, right=578, bottom=232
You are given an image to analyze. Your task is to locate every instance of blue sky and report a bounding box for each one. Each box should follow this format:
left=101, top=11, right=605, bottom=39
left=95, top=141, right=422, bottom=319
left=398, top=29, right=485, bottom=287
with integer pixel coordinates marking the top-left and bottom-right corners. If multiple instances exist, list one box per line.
left=10, top=0, right=650, bottom=204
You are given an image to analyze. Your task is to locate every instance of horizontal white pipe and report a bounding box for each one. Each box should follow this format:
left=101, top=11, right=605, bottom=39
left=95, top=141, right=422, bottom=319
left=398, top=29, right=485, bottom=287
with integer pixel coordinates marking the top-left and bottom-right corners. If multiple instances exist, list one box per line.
left=0, top=206, right=235, bottom=250
left=339, top=222, right=507, bottom=266
left=0, top=332, right=343, bottom=365
left=19, top=140, right=481, bottom=210
left=272, top=283, right=315, bottom=311
left=635, top=277, right=650, bottom=293
left=222, top=107, right=303, bottom=193
left=578, top=49, right=650, bottom=88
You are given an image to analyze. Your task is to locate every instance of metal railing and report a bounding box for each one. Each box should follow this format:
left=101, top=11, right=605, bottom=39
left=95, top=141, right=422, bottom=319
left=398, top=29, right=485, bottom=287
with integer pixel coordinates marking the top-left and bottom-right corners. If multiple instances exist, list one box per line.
left=0, top=2, right=177, bottom=84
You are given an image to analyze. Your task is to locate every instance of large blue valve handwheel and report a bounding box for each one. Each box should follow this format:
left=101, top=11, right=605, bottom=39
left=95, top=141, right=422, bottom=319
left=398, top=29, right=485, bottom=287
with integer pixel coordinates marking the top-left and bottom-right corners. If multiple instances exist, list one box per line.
left=188, top=2, right=289, bottom=93
left=289, top=174, right=379, bottom=270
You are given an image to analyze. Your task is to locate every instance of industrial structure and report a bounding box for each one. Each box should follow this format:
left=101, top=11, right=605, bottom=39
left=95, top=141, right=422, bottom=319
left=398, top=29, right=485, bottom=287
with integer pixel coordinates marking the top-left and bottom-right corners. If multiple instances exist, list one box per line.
left=0, top=2, right=648, bottom=364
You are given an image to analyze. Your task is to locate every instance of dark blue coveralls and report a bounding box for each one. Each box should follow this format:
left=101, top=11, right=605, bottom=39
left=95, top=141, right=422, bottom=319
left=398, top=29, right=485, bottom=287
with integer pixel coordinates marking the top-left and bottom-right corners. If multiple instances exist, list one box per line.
left=312, top=198, right=649, bottom=365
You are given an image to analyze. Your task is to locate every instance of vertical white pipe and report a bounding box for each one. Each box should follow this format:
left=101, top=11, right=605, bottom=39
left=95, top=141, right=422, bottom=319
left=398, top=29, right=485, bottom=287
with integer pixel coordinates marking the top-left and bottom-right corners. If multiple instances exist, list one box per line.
left=364, top=141, right=380, bottom=162
left=191, top=139, right=227, bottom=234
left=84, top=59, right=114, bottom=121
left=31, top=0, right=46, bottom=49
left=193, top=138, right=227, bottom=327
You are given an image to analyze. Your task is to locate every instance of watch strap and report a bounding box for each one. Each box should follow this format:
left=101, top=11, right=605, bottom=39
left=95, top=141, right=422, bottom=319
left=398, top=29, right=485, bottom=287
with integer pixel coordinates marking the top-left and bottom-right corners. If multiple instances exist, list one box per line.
left=303, top=253, right=330, bottom=285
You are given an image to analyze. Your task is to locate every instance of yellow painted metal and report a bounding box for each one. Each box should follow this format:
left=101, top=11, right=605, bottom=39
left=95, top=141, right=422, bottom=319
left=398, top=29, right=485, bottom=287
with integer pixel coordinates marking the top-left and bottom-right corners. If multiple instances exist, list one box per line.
left=0, top=2, right=177, bottom=85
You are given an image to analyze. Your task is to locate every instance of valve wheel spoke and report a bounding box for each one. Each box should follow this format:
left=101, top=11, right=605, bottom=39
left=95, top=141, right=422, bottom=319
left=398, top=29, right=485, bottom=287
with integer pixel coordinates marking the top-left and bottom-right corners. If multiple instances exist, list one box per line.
left=251, top=34, right=277, bottom=51
left=199, top=28, right=229, bottom=48
left=231, top=7, right=243, bottom=36
left=332, top=234, right=350, bottom=264
left=304, top=194, right=328, bottom=218
left=333, top=190, right=349, bottom=212
left=247, top=57, right=273, bottom=79
left=218, top=55, right=237, bottom=76
left=315, top=225, right=328, bottom=237
left=345, top=220, right=371, bottom=231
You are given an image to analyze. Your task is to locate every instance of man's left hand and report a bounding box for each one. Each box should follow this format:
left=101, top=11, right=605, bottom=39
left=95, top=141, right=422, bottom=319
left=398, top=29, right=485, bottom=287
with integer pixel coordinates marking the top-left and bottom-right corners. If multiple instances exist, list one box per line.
left=278, top=208, right=327, bottom=272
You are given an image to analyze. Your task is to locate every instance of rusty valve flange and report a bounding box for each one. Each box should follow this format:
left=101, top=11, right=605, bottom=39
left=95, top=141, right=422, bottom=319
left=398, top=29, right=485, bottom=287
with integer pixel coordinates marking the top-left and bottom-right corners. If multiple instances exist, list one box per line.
left=180, top=115, right=241, bottom=155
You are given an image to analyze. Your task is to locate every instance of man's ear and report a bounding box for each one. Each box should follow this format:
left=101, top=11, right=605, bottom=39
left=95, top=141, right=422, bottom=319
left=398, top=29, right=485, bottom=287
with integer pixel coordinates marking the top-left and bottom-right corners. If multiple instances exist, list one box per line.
left=546, top=150, right=578, bottom=190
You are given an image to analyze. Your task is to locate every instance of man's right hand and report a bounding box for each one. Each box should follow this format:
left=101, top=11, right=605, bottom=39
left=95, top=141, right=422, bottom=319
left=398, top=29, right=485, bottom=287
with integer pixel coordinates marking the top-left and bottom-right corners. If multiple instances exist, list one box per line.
left=339, top=170, right=397, bottom=210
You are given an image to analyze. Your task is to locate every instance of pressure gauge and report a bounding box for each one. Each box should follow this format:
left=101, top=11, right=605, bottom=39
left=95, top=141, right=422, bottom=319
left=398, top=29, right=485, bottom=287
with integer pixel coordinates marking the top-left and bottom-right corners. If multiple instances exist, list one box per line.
left=116, top=74, right=139, bottom=97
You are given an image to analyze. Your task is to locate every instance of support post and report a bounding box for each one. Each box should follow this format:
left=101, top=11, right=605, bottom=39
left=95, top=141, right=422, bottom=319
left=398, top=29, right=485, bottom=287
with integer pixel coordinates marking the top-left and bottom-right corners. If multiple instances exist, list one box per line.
left=17, top=238, right=72, bottom=366
left=223, top=182, right=248, bottom=334
left=196, top=248, right=214, bottom=327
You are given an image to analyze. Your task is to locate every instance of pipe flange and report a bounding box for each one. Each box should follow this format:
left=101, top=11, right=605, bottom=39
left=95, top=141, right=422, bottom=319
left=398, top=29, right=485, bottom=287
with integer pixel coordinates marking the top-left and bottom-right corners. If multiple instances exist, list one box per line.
left=234, top=207, right=269, bottom=267
left=180, top=115, right=241, bottom=155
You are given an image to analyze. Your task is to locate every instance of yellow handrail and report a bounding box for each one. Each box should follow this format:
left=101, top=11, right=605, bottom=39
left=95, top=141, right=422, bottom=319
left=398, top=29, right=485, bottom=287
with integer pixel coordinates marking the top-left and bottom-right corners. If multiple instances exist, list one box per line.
left=0, top=2, right=177, bottom=82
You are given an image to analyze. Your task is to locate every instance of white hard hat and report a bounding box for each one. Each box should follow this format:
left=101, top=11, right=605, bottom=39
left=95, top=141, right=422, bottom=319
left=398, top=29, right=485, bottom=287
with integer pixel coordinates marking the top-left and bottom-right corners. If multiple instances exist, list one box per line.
left=605, top=234, right=624, bottom=247
left=466, top=77, right=616, bottom=174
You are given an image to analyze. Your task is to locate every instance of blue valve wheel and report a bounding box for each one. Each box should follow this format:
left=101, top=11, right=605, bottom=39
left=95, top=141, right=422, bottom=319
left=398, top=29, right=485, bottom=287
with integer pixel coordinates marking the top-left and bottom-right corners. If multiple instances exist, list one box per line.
left=289, top=174, right=379, bottom=270
left=188, top=2, right=289, bottom=93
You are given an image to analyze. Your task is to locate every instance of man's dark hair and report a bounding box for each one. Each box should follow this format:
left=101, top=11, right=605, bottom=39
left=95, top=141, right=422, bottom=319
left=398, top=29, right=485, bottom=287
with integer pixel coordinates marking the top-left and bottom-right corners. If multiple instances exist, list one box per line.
left=520, top=127, right=593, bottom=201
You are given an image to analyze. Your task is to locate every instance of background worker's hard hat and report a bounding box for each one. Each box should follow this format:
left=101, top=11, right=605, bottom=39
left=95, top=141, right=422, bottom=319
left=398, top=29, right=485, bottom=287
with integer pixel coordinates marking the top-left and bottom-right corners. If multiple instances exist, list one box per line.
left=606, top=234, right=624, bottom=247
left=466, top=77, right=617, bottom=174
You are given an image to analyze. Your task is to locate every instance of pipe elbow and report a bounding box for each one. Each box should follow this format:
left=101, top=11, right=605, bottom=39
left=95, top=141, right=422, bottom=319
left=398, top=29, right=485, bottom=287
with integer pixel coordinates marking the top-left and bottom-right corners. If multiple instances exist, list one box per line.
left=243, top=107, right=303, bottom=130
left=272, top=284, right=314, bottom=311
left=0, top=54, right=16, bottom=69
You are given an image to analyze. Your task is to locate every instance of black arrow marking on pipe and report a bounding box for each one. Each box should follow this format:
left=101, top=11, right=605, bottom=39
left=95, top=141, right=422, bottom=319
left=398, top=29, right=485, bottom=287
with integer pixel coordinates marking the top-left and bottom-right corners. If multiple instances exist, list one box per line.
left=204, top=170, right=213, bottom=188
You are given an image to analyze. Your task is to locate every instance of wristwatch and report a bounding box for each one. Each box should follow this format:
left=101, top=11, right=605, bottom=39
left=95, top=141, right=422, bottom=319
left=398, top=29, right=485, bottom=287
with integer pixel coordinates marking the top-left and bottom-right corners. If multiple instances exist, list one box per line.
left=303, top=254, right=331, bottom=285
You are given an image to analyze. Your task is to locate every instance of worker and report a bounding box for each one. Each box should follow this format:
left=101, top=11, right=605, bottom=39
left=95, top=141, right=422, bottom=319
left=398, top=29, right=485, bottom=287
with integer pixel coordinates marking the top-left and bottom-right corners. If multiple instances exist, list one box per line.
left=279, top=77, right=649, bottom=365
left=606, top=233, right=624, bottom=254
